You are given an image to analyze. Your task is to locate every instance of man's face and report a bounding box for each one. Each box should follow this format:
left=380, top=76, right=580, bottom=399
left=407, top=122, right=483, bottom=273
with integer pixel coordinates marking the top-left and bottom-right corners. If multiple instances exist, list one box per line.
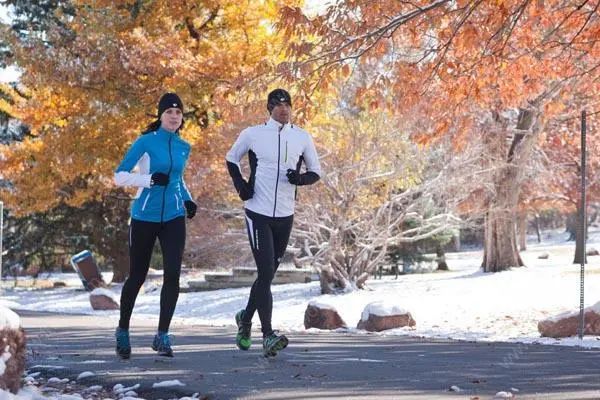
left=271, top=103, right=291, bottom=124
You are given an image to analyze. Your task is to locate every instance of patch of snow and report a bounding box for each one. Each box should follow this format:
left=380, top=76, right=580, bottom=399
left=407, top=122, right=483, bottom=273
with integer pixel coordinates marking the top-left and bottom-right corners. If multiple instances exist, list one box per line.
left=7, top=227, right=600, bottom=349
left=0, top=345, right=12, bottom=376
left=0, top=299, right=20, bottom=309
left=308, top=300, right=337, bottom=311
left=360, top=301, right=409, bottom=321
left=76, top=371, right=95, bottom=380
left=152, top=379, right=185, bottom=388
left=588, top=300, right=600, bottom=314
left=90, top=287, right=119, bottom=301
left=47, top=377, right=69, bottom=384
left=113, top=383, right=140, bottom=395
left=544, top=300, right=600, bottom=322
left=0, top=306, right=20, bottom=329
left=0, top=386, right=47, bottom=400
left=179, top=396, right=200, bottom=400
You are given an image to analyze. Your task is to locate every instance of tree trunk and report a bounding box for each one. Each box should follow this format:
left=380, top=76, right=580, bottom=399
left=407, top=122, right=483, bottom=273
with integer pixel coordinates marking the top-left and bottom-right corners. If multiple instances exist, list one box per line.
left=319, top=268, right=348, bottom=294
left=573, top=198, right=588, bottom=264
left=436, top=245, right=449, bottom=271
left=517, top=211, right=527, bottom=251
left=566, top=212, right=577, bottom=241
left=483, top=208, right=524, bottom=272
left=111, top=251, right=129, bottom=283
left=482, top=108, right=538, bottom=272
left=452, top=233, right=461, bottom=252
left=533, top=212, right=542, bottom=243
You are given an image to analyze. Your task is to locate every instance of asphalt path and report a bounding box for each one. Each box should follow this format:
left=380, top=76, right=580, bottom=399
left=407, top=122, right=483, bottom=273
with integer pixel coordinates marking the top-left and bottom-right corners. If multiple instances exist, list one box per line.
left=17, top=310, right=600, bottom=400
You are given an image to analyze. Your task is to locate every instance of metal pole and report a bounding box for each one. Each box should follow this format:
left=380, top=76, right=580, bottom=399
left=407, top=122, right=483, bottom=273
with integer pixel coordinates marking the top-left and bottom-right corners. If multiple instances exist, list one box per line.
left=578, top=110, right=587, bottom=339
left=0, top=200, right=3, bottom=287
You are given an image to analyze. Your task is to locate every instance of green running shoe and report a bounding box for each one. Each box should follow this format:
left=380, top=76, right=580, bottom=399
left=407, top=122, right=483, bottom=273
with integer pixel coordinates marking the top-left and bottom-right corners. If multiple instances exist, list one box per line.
left=235, top=310, right=252, bottom=350
left=262, top=331, right=288, bottom=358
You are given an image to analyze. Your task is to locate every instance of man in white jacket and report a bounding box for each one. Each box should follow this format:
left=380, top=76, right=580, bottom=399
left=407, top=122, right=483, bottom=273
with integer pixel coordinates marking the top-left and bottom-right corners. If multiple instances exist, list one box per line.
left=225, top=89, right=321, bottom=357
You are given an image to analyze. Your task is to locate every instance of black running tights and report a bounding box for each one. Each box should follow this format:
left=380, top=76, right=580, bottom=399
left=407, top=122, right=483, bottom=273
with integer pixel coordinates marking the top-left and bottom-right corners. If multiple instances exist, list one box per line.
left=119, top=216, right=186, bottom=332
left=242, top=209, right=293, bottom=336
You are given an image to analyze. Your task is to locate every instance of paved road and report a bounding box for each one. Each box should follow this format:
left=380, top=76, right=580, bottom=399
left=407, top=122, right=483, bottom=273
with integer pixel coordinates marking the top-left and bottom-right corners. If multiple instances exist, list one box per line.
left=18, top=310, right=600, bottom=400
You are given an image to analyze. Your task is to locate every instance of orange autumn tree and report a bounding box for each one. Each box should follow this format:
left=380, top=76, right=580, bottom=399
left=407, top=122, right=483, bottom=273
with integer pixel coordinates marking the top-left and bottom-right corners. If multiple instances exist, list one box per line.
left=279, top=0, right=600, bottom=272
left=526, top=107, right=600, bottom=260
left=0, top=0, right=303, bottom=276
left=1, top=0, right=303, bottom=213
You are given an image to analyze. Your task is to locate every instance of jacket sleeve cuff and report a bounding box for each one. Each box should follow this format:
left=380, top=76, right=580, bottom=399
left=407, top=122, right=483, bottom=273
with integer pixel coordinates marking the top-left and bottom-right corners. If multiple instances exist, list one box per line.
left=142, top=174, right=152, bottom=188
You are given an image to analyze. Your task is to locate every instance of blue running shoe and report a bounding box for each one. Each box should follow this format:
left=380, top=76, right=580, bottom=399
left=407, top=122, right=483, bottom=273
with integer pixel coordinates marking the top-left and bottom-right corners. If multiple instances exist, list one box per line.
left=115, top=327, right=131, bottom=359
left=152, top=331, right=174, bottom=357
left=262, top=331, right=288, bottom=358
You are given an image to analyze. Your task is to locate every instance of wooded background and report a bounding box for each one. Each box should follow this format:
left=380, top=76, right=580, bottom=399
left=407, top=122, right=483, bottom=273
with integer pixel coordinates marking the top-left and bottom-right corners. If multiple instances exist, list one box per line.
left=1, top=0, right=599, bottom=292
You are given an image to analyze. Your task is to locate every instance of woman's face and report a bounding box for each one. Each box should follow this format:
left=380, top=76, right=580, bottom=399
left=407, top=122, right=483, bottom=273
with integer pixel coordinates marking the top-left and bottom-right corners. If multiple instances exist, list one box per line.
left=160, top=108, right=183, bottom=132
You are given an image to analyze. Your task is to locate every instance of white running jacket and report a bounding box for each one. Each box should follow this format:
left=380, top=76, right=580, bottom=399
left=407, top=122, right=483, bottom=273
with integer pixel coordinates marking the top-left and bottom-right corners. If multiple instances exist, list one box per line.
left=226, top=118, right=321, bottom=217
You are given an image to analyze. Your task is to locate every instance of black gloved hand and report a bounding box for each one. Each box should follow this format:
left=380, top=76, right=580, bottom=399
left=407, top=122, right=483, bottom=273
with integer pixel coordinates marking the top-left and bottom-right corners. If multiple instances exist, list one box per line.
left=151, top=172, right=169, bottom=186
left=286, top=169, right=303, bottom=185
left=226, top=161, right=253, bottom=201
left=234, top=178, right=254, bottom=201
left=184, top=200, right=197, bottom=219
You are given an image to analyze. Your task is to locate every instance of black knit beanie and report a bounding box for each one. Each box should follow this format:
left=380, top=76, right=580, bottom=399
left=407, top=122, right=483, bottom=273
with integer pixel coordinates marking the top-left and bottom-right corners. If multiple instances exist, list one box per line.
left=267, top=89, right=292, bottom=113
left=158, top=92, right=184, bottom=117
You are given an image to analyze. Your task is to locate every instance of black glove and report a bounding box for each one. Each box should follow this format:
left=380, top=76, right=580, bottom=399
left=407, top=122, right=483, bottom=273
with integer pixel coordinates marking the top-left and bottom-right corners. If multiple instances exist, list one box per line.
left=150, top=172, right=169, bottom=186
left=184, top=200, right=197, bottom=219
left=226, top=161, right=254, bottom=201
left=286, top=169, right=304, bottom=185
left=286, top=169, right=320, bottom=186
left=234, top=178, right=254, bottom=201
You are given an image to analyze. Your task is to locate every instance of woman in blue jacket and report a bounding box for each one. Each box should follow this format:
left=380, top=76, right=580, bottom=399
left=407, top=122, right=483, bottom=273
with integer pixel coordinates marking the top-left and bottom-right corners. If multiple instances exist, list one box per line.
left=113, top=92, right=196, bottom=359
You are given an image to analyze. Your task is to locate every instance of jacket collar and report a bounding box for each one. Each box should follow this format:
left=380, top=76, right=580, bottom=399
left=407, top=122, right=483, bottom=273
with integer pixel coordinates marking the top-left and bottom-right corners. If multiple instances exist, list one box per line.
left=156, top=126, right=178, bottom=135
left=266, top=117, right=290, bottom=131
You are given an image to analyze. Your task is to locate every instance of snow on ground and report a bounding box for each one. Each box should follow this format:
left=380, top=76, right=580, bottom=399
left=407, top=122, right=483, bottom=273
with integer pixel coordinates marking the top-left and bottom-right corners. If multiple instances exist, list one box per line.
left=361, top=301, right=410, bottom=321
left=4, top=228, right=600, bottom=348
left=0, top=373, right=202, bottom=400
left=0, top=305, right=20, bottom=329
left=0, top=305, right=20, bottom=378
left=152, top=379, right=185, bottom=388
left=89, top=287, right=118, bottom=302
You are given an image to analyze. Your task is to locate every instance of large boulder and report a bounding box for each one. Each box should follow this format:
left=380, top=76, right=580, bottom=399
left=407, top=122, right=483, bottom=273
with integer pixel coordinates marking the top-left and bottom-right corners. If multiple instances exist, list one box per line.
left=304, top=301, right=346, bottom=330
left=357, top=301, right=416, bottom=332
left=89, top=288, right=120, bottom=311
left=0, top=307, right=26, bottom=394
left=586, top=248, right=600, bottom=256
left=538, top=302, right=600, bottom=338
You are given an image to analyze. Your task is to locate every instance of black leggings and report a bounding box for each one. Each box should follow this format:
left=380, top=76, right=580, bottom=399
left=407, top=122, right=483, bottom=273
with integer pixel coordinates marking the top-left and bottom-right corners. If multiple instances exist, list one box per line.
left=119, top=217, right=186, bottom=332
left=242, top=209, right=293, bottom=336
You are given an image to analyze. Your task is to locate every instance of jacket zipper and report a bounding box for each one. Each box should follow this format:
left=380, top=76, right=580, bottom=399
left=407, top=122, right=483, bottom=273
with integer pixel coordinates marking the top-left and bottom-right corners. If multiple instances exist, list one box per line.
left=273, top=125, right=283, bottom=217
left=161, top=134, right=173, bottom=224
left=141, top=191, right=150, bottom=211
